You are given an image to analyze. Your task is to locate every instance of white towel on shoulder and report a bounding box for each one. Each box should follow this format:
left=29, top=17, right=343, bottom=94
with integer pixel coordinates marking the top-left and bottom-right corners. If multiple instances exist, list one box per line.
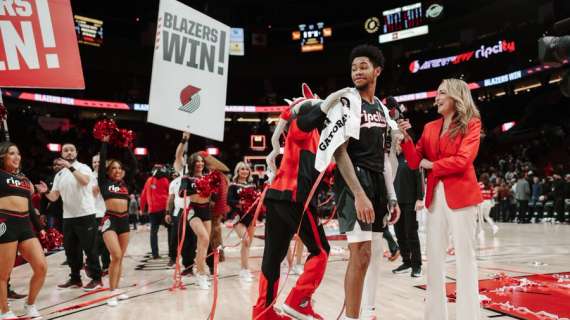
left=314, top=88, right=361, bottom=172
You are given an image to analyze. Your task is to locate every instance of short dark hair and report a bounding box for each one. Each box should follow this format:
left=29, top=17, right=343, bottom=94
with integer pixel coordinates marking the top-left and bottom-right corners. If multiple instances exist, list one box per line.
left=349, top=44, right=385, bottom=69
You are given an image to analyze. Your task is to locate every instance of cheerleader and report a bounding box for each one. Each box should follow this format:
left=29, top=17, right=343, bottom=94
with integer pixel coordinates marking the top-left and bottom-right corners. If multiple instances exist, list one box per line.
left=179, top=148, right=229, bottom=290
left=97, top=135, right=138, bottom=306
left=0, top=142, right=46, bottom=319
left=227, top=162, right=257, bottom=282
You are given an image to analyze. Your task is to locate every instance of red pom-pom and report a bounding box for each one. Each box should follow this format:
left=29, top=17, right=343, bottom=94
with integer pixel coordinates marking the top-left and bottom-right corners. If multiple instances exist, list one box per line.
left=111, top=128, right=136, bottom=149
left=196, top=175, right=213, bottom=197
left=38, top=228, right=63, bottom=252
left=0, top=102, right=7, bottom=121
left=239, top=186, right=260, bottom=213
left=208, top=171, right=223, bottom=189
left=93, top=119, right=118, bottom=141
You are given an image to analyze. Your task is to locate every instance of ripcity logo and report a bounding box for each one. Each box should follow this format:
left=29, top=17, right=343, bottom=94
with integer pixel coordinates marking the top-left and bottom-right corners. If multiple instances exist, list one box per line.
left=360, top=110, right=387, bottom=129
left=108, top=185, right=127, bottom=194
left=409, top=40, right=516, bottom=73
left=178, top=85, right=201, bottom=114
left=6, top=177, right=31, bottom=191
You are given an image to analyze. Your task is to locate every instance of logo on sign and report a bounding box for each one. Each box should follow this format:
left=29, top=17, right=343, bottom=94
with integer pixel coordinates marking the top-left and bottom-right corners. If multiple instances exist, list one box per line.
left=426, top=4, right=444, bottom=19
left=178, top=85, right=201, bottom=113
left=364, top=17, right=380, bottom=33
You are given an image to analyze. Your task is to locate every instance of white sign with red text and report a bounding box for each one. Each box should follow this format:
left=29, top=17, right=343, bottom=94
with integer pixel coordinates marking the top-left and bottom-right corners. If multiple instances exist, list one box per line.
left=0, top=0, right=84, bottom=89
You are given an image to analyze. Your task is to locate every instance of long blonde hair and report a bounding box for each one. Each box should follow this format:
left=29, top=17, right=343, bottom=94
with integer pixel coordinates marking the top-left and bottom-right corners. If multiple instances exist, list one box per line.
left=438, top=78, right=480, bottom=137
left=232, top=161, right=252, bottom=183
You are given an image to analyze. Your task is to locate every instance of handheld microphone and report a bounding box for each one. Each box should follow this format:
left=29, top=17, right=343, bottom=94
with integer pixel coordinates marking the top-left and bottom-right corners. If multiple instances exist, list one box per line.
left=385, top=96, right=413, bottom=139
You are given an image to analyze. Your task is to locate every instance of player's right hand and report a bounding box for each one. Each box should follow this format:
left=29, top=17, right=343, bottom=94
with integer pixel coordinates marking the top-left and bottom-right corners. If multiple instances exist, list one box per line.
left=355, top=192, right=374, bottom=224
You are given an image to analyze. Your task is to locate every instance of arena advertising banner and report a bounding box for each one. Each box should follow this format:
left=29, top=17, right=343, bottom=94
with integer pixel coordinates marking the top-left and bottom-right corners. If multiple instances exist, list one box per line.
left=408, top=39, right=516, bottom=74
left=148, top=0, right=230, bottom=141
left=0, top=0, right=84, bottom=89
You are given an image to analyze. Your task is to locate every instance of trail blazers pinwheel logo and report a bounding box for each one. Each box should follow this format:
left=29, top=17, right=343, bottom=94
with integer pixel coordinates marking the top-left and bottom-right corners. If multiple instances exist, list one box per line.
left=0, top=222, right=6, bottom=238
left=178, top=85, right=201, bottom=113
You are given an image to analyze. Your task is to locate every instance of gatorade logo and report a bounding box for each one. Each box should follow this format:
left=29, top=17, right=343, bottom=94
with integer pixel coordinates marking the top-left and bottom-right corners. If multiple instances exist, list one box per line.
left=178, top=85, right=201, bottom=114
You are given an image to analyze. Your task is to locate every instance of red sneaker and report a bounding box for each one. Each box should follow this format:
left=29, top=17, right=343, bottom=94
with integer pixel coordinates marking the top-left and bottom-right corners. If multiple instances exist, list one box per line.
left=283, top=292, right=323, bottom=320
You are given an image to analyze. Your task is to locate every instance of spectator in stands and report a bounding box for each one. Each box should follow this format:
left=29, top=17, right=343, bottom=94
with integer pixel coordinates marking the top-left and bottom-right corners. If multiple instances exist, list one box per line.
left=496, top=179, right=512, bottom=222
left=515, top=173, right=531, bottom=223
left=551, top=174, right=566, bottom=223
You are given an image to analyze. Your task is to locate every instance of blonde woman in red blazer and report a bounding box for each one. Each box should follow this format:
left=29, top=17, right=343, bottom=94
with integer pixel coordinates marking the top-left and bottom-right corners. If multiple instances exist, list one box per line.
left=398, top=78, right=483, bottom=320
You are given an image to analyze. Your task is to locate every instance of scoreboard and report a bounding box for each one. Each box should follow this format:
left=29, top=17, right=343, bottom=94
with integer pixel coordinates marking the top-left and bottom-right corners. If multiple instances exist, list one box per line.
left=74, top=15, right=103, bottom=47
left=382, top=2, right=424, bottom=33
left=292, top=22, right=332, bottom=52
left=379, top=2, right=429, bottom=44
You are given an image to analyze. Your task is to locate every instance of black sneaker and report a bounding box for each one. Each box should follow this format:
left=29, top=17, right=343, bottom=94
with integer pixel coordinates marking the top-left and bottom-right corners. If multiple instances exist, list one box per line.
left=7, top=289, right=27, bottom=300
left=82, top=279, right=103, bottom=292
left=392, top=263, right=411, bottom=274
left=58, top=279, right=83, bottom=289
left=411, top=267, right=422, bottom=278
left=60, top=260, right=68, bottom=266
left=181, top=267, right=194, bottom=276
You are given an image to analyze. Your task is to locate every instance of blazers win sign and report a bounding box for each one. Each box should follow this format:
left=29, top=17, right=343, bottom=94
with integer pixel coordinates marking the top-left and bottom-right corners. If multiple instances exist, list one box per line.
left=0, top=0, right=84, bottom=89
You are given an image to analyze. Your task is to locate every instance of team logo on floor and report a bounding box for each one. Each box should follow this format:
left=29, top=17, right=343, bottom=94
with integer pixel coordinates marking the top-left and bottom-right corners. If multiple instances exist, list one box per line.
left=0, top=222, right=6, bottom=238
left=178, top=85, right=201, bottom=114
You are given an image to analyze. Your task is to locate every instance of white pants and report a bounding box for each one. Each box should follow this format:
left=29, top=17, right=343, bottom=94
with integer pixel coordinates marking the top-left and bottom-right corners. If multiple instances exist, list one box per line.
left=426, top=182, right=481, bottom=320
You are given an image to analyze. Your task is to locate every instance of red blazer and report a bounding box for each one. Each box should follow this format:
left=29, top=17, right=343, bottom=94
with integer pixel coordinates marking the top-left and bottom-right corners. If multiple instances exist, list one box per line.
left=401, top=117, right=483, bottom=210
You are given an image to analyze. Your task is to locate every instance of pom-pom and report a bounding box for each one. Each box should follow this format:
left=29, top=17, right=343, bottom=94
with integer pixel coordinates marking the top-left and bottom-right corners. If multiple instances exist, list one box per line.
left=93, top=119, right=118, bottom=141
left=38, top=228, right=64, bottom=252
left=111, top=128, right=136, bottom=149
left=196, top=175, right=213, bottom=197
left=239, top=186, right=260, bottom=213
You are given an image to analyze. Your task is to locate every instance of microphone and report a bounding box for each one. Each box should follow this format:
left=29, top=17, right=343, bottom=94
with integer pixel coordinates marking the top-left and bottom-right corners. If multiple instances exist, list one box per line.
left=385, top=96, right=413, bottom=139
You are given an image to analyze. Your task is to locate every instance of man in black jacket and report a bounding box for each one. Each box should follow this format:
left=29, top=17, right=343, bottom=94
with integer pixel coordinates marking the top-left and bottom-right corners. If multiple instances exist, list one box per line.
left=392, top=137, right=424, bottom=277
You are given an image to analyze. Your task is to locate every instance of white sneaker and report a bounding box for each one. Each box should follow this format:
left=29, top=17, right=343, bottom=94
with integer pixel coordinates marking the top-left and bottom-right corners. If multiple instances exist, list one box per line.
left=492, top=225, right=499, bottom=235
left=24, top=304, right=42, bottom=319
left=118, top=293, right=129, bottom=300
left=107, top=297, right=118, bottom=307
left=239, top=269, right=253, bottom=282
left=292, top=264, right=304, bottom=275
left=196, top=274, right=210, bottom=290
left=0, top=311, right=17, bottom=320
left=360, top=307, right=377, bottom=320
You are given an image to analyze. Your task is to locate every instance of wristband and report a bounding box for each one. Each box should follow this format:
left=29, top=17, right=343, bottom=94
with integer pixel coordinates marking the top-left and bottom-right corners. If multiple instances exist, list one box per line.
left=389, top=199, right=397, bottom=208
left=198, top=151, right=209, bottom=158
left=180, top=138, right=188, bottom=144
left=68, top=167, right=76, bottom=173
